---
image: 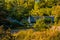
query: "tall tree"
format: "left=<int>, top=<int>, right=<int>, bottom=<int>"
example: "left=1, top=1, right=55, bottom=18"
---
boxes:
left=52, top=6, right=60, bottom=24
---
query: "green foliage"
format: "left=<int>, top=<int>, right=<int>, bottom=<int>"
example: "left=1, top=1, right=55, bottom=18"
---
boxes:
left=0, top=0, right=60, bottom=40
left=54, top=16, right=60, bottom=24
left=44, top=17, right=52, bottom=24
left=40, top=8, right=52, bottom=16
left=33, top=19, right=48, bottom=31
left=52, top=6, right=60, bottom=24
left=33, top=17, right=52, bottom=31
left=5, top=1, right=29, bottom=21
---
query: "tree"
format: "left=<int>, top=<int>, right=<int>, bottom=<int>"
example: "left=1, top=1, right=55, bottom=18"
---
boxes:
left=17, top=0, right=25, bottom=5
left=24, top=0, right=35, bottom=10
left=8, top=1, right=29, bottom=20
left=52, top=6, right=60, bottom=24
left=30, top=2, right=40, bottom=16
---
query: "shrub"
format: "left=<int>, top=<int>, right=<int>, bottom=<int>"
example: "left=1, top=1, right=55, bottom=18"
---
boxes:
left=12, top=28, right=60, bottom=40
left=33, top=19, right=49, bottom=31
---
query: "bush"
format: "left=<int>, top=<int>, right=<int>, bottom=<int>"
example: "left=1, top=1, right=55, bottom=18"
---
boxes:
left=44, top=17, right=52, bottom=24
left=33, top=19, right=48, bottom=31
left=11, top=28, right=60, bottom=40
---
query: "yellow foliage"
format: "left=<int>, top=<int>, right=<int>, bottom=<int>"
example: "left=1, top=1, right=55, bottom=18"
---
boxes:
left=17, top=0, right=24, bottom=5
left=52, top=6, right=60, bottom=16
left=12, top=27, right=60, bottom=40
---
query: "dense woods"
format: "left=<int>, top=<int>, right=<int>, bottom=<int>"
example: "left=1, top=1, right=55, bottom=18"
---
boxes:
left=0, top=0, right=60, bottom=40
